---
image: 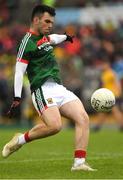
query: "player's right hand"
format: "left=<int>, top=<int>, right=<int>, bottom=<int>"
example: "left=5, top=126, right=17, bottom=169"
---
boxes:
left=7, top=97, right=21, bottom=118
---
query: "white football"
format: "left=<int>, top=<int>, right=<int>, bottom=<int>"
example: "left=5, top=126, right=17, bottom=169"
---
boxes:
left=91, top=88, right=115, bottom=112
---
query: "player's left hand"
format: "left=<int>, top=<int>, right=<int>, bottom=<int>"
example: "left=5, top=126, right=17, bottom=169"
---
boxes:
left=7, top=97, right=21, bottom=118
left=65, top=33, right=74, bottom=43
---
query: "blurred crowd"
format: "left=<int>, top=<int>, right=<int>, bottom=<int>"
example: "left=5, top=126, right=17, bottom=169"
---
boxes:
left=1, top=0, right=123, bottom=127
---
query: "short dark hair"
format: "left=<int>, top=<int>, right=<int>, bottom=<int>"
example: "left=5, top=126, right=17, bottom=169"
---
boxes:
left=31, top=4, right=56, bottom=22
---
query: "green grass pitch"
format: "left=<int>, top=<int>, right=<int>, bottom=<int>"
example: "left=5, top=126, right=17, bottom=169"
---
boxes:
left=0, top=127, right=123, bottom=179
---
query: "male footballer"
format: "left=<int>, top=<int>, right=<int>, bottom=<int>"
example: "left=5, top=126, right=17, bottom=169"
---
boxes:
left=2, top=4, right=96, bottom=171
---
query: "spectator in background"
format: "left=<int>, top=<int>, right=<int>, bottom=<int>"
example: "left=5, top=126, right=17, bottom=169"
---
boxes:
left=0, top=64, right=10, bottom=123
left=0, top=0, right=10, bottom=23
left=112, top=54, right=123, bottom=81
left=61, top=55, right=83, bottom=100
left=0, top=24, right=15, bottom=54
left=93, top=58, right=123, bottom=131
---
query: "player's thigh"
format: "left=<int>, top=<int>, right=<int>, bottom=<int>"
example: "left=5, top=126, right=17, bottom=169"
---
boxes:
left=59, top=99, right=89, bottom=124
left=42, top=106, right=62, bottom=128
left=32, top=88, right=62, bottom=128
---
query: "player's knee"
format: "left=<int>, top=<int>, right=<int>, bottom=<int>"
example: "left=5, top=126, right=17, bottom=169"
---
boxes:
left=53, top=123, right=62, bottom=133
left=50, top=120, right=62, bottom=134
left=78, top=112, right=89, bottom=128
left=83, top=113, right=90, bottom=128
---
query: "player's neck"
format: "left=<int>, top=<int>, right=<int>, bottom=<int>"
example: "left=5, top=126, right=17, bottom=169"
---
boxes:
left=29, top=27, right=40, bottom=36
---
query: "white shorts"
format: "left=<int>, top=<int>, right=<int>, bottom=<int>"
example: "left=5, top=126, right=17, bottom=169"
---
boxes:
left=32, top=79, right=79, bottom=115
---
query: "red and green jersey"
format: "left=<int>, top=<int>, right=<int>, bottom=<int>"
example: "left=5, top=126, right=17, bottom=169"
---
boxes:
left=16, top=31, right=61, bottom=92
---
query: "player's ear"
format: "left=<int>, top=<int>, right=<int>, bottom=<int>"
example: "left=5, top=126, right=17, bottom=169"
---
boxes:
left=33, top=16, right=40, bottom=25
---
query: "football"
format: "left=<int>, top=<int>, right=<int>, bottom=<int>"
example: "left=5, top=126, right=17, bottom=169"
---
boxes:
left=91, top=88, right=115, bottom=112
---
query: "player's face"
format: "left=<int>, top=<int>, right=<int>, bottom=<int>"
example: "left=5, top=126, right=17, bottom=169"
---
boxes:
left=38, top=12, right=55, bottom=34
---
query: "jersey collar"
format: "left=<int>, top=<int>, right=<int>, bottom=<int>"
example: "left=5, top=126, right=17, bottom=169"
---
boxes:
left=28, top=30, right=39, bottom=36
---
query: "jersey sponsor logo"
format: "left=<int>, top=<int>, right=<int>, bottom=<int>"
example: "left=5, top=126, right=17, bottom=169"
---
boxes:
left=44, top=45, right=53, bottom=51
left=38, top=43, right=53, bottom=51
left=37, top=36, right=53, bottom=51
left=47, top=98, right=53, bottom=104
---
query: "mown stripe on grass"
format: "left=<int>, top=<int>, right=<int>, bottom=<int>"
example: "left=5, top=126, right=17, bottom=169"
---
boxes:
left=0, top=152, right=123, bottom=164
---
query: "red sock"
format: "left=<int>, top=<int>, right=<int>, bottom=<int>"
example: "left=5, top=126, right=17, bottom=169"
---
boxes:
left=24, top=132, right=31, bottom=142
left=74, top=150, right=86, bottom=158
